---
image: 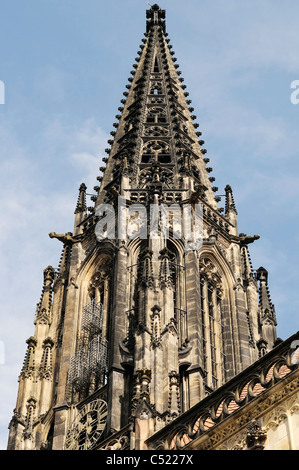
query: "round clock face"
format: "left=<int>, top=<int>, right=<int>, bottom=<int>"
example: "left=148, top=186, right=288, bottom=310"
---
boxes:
left=64, top=399, right=108, bottom=450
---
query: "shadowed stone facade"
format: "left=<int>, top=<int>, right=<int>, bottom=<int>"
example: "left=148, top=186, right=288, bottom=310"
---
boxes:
left=8, top=4, right=297, bottom=451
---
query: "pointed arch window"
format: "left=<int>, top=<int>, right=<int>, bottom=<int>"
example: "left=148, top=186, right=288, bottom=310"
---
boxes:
left=67, top=259, right=112, bottom=402
left=199, top=258, right=225, bottom=392
left=153, top=56, right=160, bottom=73
left=87, top=261, right=112, bottom=342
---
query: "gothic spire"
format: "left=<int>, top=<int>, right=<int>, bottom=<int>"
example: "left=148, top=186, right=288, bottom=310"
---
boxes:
left=94, top=3, right=219, bottom=210
left=8, top=5, right=284, bottom=451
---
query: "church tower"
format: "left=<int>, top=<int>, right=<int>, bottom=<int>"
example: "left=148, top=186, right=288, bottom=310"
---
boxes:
left=8, top=4, right=278, bottom=451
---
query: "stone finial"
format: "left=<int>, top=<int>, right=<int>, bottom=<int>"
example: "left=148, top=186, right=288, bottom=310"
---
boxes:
left=246, top=420, right=267, bottom=450
left=256, top=266, right=277, bottom=351
left=35, top=266, right=55, bottom=325
left=146, top=4, right=166, bottom=32
left=75, top=183, right=87, bottom=214
left=256, top=267, right=272, bottom=312
left=225, top=184, right=237, bottom=214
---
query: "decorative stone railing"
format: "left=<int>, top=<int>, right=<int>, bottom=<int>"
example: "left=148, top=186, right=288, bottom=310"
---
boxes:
left=146, top=332, right=299, bottom=450
left=96, top=424, right=131, bottom=450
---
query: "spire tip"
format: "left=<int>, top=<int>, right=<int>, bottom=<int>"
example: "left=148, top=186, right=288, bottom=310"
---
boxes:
left=146, top=3, right=166, bottom=32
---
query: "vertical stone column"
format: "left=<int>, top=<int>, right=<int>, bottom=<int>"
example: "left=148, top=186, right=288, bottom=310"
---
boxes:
left=107, top=244, right=128, bottom=432
left=184, top=250, right=203, bottom=407
left=212, top=287, right=223, bottom=387
left=202, top=278, right=213, bottom=388
left=52, top=404, right=70, bottom=450
left=233, top=279, right=252, bottom=372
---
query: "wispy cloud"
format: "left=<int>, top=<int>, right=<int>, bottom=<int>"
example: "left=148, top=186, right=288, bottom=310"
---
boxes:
left=0, top=116, right=108, bottom=448
left=1, top=0, right=299, bottom=450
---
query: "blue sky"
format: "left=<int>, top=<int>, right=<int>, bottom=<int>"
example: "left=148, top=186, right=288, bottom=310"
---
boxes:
left=1, top=0, right=299, bottom=449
